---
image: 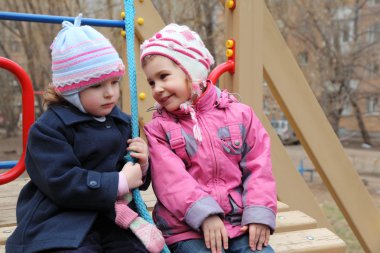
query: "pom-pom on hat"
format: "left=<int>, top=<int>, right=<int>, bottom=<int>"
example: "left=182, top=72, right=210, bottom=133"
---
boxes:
left=140, top=23, right=214, bottom=87
left=51, top=14, right=125, bottom=95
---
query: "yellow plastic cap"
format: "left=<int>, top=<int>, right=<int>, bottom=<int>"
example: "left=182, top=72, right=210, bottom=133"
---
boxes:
left=139, top=92, right=147, bottom=100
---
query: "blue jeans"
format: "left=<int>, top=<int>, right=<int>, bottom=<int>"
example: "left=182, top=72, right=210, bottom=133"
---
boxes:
left=170, top=234, right=274, bottom=253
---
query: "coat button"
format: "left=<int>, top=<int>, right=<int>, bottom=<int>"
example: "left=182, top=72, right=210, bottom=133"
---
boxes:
left=89, top=180, right=97, bottom=187
left=234, top=140, right=240, bottom=146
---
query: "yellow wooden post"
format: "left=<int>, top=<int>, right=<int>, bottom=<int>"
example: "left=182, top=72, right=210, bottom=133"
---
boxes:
left=223, top=0, right=263, bottom=113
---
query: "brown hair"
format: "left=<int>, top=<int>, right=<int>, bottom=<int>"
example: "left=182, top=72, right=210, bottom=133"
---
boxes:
left=43, top=84, right=68, bottom=108
left=141, top=54, right=159, bottom=68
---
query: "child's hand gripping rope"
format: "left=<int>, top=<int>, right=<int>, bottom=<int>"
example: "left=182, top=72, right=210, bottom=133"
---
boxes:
left=115, top=138, right=165, bottom=253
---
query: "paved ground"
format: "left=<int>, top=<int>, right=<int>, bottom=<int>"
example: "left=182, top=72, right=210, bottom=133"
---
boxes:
left=285, top=144, right=380, bottom=205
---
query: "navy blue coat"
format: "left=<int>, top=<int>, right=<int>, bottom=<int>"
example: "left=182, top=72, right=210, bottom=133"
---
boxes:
left=6, top=104, right=149, bottom=252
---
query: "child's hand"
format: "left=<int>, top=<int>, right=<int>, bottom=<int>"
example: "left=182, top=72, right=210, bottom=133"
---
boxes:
left=127, top=137, right=149, bottom=166
left=201, top=215, right=228, bottom=253
left=240, top=223, right=270, bottom=251
left=121, top=162, right=143, bottom=190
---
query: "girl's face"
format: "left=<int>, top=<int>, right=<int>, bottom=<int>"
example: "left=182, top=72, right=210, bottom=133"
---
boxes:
left=80, top=77, right=120, bottom=117
left=143, top=55, right=191, bottom=112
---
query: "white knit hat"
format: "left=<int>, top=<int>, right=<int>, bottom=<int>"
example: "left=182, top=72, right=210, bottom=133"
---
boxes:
left=140, top=23, right=214, bottom=90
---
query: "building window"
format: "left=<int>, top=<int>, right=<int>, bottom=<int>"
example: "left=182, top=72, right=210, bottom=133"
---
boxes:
left=342, top=26, right=350, bottom=42
left=342, top=102, right=352, bottom=116
left=298, top=51, right=308, bottom=65
left=368, top=0, right=380, bottom=5
left=368, top=63, right=379, bottom=78
left=367, top=96, right=379, bottom=114
left=367, top=23, right=379, bottom=43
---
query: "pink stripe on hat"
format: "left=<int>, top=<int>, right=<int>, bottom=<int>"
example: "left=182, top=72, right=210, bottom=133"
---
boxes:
left=52, top=50, right=117, bottom=71
left=56, top=69, right=124, bottom=93
left=52, top=37, right=105, bottom=54
left=53, top=46, right=113, bottom=65
left=54, top=62, right=123, bottom=83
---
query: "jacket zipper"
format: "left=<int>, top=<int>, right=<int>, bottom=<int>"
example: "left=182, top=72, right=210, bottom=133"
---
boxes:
left=197, top=115, right=221, bottom=201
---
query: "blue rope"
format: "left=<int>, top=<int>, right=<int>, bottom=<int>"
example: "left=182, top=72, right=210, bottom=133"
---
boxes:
left=123, top=0, right=151, bottom=222
left=123, top=1, right=170, bottom=252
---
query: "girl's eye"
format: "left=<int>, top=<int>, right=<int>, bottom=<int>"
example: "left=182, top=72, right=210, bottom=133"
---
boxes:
left=91, top=84, right=101, bottom=89
left=111, top=80, right=120, bottom=85
left=160, top=73, right=169, bottom=80
left=148, top=80, right=155, bottom=87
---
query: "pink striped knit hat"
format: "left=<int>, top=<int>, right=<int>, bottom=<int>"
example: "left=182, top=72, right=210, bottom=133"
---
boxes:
left=51, top=14, right=125, bottom=95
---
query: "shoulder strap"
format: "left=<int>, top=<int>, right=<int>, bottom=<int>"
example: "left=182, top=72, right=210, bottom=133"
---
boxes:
left=168, top=127, right=192, bottom=168
left=160, top=119, right=192, bottom=168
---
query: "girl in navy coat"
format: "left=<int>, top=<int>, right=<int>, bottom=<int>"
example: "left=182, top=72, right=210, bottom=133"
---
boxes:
left=6, top=14, right=164, bottom=253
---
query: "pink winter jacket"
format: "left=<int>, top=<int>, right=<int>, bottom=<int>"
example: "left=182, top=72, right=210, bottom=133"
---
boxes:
left=144, top=85, right=277, bottom=245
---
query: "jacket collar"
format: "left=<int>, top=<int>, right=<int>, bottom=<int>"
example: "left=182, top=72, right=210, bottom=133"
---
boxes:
left=51, top=105, right=130, bottom=126
left=193, top=82, right=218, bottom=113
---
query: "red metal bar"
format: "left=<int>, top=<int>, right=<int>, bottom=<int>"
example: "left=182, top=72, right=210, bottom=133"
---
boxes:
left=0, top=57, right=35, bottom=185
left=208, top=60, right=235, bottom=84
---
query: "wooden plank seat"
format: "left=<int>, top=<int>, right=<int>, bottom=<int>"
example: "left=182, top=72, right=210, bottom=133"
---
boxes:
left=276, top=210, right=317, bottom=233
left=0, top=226, right=15, bottom=246
left=270, top=228, right=346, bottom=253
left=0, top=178, right=346, bottom=252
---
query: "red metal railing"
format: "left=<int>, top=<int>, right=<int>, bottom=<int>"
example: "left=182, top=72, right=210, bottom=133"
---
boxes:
left=0, top=57, right=35, bottom=185
left=209, top=39, right=235, bottom=84
left=208, top=60, right=235, bottom=84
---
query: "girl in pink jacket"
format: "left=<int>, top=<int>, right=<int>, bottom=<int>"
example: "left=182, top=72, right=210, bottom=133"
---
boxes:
left=141, top=23, right=276, bottom=253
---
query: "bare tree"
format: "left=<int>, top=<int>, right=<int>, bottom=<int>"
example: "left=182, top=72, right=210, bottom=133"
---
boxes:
left=267, top=0, right=380, bottom=145
left=0, top=0, right=128, bottom=137
left=151, top=0, right=225, bottom=66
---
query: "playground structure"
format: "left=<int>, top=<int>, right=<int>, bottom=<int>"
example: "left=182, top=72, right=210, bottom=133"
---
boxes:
left=0, top=0, right=380, bottom=252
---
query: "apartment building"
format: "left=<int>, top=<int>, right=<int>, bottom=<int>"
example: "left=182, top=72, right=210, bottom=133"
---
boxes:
left=266, top=0, right=380, bottom=142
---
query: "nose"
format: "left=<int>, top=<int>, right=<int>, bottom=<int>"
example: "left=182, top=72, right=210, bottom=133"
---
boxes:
left=104, top=83, right=114, bottom=97
left=153, top=82, right=164, bottom=93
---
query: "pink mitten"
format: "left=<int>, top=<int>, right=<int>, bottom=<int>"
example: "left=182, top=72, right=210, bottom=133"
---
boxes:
left=130, top=217, right=165, bottom=253
left=115, top=200, right=138, bottom=228
left=114, top=200, right=165, bottom=253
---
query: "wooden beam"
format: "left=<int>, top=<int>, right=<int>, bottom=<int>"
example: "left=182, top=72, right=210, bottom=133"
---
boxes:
left=262, top=116, right=332, bottom=229
left=223, top=0, right=263, bottom=114
left=262, top=4, right=380, bottom=252
left=134, top=0, right=166, bottom=42
left=223, top=0, right=331, bottom=229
